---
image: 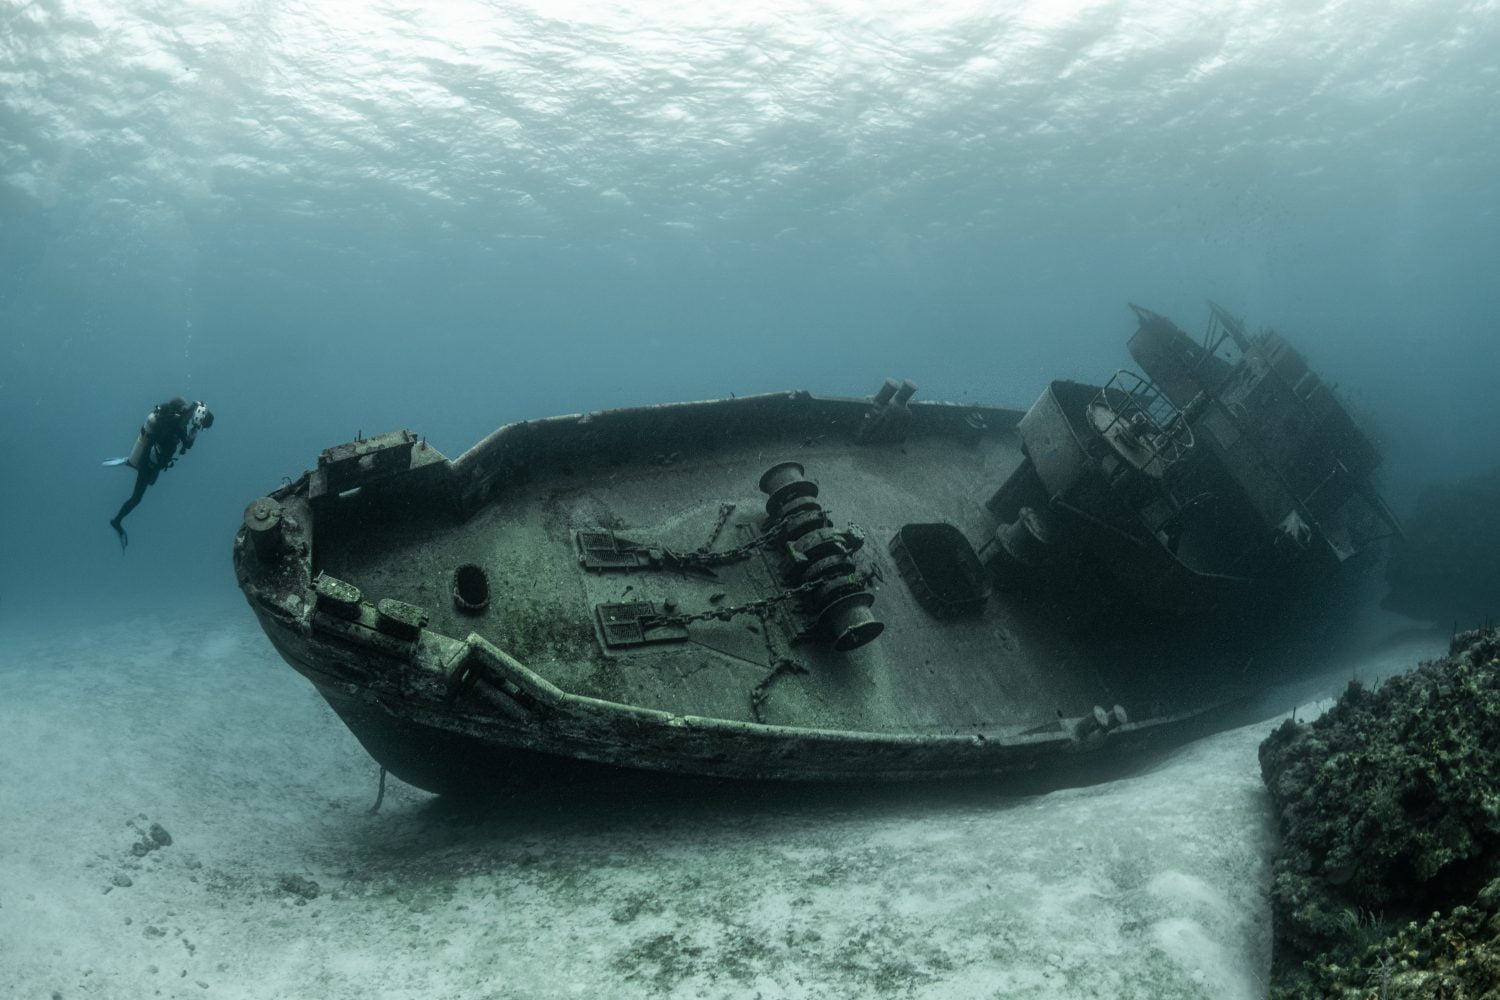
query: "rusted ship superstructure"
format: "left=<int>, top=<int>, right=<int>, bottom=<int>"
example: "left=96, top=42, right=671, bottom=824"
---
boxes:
left=234, top=304, right=1399, bottom=794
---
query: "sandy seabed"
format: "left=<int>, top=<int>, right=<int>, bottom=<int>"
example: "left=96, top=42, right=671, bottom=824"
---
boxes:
left=0, top=612, right=1444, bottom=1000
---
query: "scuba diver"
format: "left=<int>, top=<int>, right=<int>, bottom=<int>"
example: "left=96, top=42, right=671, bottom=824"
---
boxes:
left=104, top=397, right=214, bottom=550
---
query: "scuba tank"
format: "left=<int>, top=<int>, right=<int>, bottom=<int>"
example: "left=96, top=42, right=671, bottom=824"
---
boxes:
left=131, top=404, right=176, bottom=470
left=127, top=427, right=149, bottom=469
left=102, top=420, right=154, bottom=471
left=104, top=399, right=209, bottom=470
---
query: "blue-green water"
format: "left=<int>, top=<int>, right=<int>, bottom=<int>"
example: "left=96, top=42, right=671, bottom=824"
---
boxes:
left=2, top=7, right=1494, bottom=996
left=2, top=0, right=1497, bottom=624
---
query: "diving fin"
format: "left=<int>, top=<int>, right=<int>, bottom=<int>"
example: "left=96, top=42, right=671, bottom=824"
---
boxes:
left=102, top=457, right=130, bottom=467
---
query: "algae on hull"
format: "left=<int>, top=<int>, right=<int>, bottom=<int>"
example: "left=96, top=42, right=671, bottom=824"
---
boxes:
left=234, top=305, right=1401, bottom=793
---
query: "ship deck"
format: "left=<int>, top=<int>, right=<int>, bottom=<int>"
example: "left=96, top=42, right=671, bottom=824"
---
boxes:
left=312, top=407, right=1238, bottom=739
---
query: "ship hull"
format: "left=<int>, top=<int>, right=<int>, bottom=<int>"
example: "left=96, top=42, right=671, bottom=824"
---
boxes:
left=253, top=602, right=1236, bottom=795
left=235, top=309, right=1394, bottom=796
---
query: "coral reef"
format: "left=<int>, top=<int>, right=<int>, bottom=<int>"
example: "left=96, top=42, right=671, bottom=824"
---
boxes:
left=1260, top=627, right=1500, bottom=998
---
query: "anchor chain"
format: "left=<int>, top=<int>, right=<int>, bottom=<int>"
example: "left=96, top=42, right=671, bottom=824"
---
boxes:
left=616, top=462, right=885, bottom=656
left=698, top=502, right=736, bottom=553
left=657, top=506, right=833, bottom=570
left=640, top=567, right=878, bottom=630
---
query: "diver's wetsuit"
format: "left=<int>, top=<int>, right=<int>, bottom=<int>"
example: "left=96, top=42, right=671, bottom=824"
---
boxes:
left=109, top=399, right=199, bottom=547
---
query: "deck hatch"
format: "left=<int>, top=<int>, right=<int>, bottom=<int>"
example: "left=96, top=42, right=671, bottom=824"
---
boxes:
left=577, top=531, right=658, bottom=571
left=889, top=523, right=992, bottom=619
left=595, top=601, right=691, bottom=648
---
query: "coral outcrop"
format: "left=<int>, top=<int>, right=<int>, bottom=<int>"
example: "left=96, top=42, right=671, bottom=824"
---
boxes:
left=1260, top=627, right=1500, bottom=998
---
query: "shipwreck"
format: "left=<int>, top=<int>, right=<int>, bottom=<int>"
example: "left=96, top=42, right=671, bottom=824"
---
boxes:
left=234, top=304, right=1400, bottom=794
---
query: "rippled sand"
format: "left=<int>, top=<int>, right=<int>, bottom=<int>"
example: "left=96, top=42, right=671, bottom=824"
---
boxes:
left=0, top=614, right=1443, bottom=999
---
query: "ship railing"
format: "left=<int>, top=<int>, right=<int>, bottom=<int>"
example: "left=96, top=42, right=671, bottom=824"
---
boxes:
left=1300, top=461, right=1404, bottom=549
left=1090, top=370, right=1195, bottom=472
left=1204, top=301, right=1252, bottom=356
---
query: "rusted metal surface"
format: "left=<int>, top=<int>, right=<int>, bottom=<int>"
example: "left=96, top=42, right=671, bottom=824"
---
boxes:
left=234, top=310, right=1395, bottom=795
